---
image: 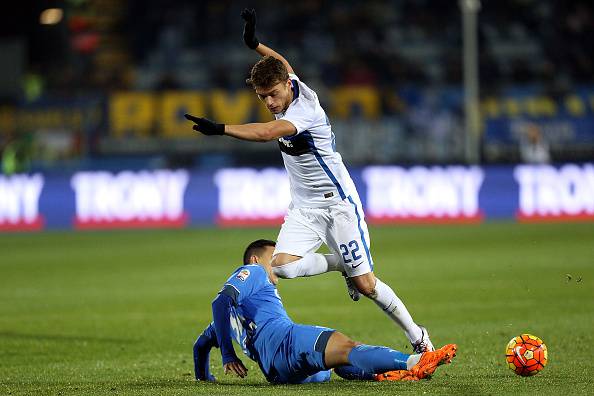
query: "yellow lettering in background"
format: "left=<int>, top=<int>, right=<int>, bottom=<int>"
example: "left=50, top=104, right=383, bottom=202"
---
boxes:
left=0, top=107, right=15, bottom=133
left=525, top=96, right=557, bottom=117
left=331, top=87, right=380, bottom=119
left=565, top=95, right=585, bottom=117
left=538, top=96, right=556, bottom=117
left=110, top=92, right=155, bottom=137
left=481, top=98, right=500, bottom=118
left=0, top=108, right=87, bottom=132
left=160, top=92, right=205, bottom=137
left=525, top=97, right=539, bottom=117
left=71, top=110, right=83, bottom=126
left=211, top=90, right=253, bottom=125
left=502, top=98, right=521, bottom=118
left=254, top=95, right=274, bottom=123
left=46, top=111, right=61, bottom=128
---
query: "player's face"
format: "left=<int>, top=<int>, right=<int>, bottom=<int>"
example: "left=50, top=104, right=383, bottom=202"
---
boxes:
left=255, top=80, right=293, bottom=114
left=256, top=246, right=278, bottom=285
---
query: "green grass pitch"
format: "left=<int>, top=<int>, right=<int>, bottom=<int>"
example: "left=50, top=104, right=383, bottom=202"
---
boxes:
left=1, top=222, right=593, bottom=395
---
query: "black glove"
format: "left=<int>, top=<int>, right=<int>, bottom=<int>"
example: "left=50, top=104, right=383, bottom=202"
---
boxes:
left=184, top=114, right=225, bottom=136
left=241, top=8, right=259, bottom=50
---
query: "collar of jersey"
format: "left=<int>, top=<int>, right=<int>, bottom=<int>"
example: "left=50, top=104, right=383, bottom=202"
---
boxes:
left=290, top=79, right=300, bottom=102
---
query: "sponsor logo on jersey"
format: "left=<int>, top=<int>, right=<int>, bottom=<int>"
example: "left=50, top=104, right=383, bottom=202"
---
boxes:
left=278, top=137, right=293, bottom=147
left=236, top=269, right=250, bottom=281
left=277, top=133, right=312, bottom=156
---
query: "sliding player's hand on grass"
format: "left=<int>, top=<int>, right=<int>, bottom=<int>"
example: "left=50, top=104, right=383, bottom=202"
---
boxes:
left=224, top=359, right=248, bottom=378
left=241, top=8, right=259, bottom=49
left=184, top=114, right=224, bottom=136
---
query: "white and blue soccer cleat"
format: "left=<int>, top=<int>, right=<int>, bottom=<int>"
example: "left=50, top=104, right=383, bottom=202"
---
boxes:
left=412, top=325, right=435, bottom=353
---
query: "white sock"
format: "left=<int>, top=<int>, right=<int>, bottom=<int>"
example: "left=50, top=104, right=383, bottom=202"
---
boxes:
left=273, top=253, right=342, bottom=279
left=371, top=278, right=422, bottom=344
left=406, top=354, right=422, bottom=370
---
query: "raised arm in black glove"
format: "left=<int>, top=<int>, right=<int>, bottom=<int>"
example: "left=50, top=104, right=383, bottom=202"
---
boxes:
left=184, top=114, right=225, bottom=136
left=241, top=8, right=259, bottom=50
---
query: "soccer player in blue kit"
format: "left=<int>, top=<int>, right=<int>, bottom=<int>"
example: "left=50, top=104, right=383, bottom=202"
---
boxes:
left=193, top=239, right=456, bottom=384
left=186, top=9, right=434, bottom=354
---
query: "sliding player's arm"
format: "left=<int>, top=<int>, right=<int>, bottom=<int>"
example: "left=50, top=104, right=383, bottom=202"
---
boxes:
left=184, top=114, right=296, bottom=141
left=211, top=292, right=248, bottom=378
left=241, top=8, right=295, bottom=74
left=193, top=323, right=218, bottom=381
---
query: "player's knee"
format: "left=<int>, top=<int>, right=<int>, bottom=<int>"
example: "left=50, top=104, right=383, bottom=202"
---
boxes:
left=271, top=254, right=302, bottom=279
left=272, top=263, right=299, bottom=279
left=343, top=338, right=359, bottom=351
left=326, top=332, right=359, bottom=367
left=271, top=253, right=297, bottom=267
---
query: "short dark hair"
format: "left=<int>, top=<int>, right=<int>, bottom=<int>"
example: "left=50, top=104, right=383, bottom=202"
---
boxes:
left=246, top=56, right=289, bottom=89
left=243, top=239, right=276, bottom=264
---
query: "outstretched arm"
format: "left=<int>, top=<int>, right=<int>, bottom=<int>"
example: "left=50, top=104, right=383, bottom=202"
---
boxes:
left=224, top=120, right=296, bottom=141
left=184, top=9, right=298, bottom=140
left=184, top=114, right=296, bottom=141
left=241, top=8, right=295, bottom=74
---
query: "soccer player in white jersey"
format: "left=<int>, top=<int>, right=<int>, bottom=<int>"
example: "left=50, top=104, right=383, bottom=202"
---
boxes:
left=184, top=8, right=433, bottom=353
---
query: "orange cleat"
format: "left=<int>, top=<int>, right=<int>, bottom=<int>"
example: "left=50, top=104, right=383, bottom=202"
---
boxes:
left=410, top=343, right=457, bottom=379
left=374, top=370, right=418, bottom=382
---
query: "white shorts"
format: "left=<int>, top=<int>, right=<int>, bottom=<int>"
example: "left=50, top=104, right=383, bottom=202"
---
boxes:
left=273, top=195, right=374, bottom=277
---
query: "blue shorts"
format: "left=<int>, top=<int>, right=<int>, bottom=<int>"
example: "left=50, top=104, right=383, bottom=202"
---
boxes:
left=265, top=324, right=334, bottom=384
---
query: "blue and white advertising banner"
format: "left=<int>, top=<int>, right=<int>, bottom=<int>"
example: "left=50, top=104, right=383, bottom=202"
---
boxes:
left=1, top=164, right=593, bottom=232
left=70, top=170, right=190, bottom=229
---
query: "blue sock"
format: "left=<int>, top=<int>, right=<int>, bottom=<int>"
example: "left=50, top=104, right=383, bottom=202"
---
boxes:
left=348, top=344, right=410, bottom=374
left=334, top=365, right=375, bottom=380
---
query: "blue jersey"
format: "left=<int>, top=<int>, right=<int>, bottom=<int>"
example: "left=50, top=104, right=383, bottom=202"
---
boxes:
left=220, top=264, right=293, bottom=375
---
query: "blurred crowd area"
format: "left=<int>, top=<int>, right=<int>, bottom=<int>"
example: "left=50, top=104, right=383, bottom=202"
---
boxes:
left=1, top=0, right=593, bottom=172
left=16, top=0, right=594, bottom=93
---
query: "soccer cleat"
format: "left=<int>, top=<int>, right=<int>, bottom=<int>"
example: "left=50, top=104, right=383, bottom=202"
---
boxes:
left=374, top=370, right=418, bottom=382
left=411, top=325, right=435, bottom=353
left=410, top=343, right=457, bottom=379
left=343, top=274, right=360, bottom=301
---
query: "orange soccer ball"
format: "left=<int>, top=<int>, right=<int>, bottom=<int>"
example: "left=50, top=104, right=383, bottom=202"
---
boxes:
left=505, top=334, right=548, bottom=376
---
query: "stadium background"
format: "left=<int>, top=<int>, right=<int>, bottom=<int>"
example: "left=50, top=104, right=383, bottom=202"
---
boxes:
left=1, top=1, right=593, bottom=395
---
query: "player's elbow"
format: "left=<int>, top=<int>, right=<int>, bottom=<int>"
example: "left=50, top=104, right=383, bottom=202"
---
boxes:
left=254, top=128, right=277, bottom=142
left=211, top=293, right=230, bottom=312
left=257, top=123, right=287, bottom=141
left=256, top=121, right=294, bottom=142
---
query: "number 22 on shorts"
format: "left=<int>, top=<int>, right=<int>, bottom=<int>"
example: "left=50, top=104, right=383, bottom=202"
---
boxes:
left=339, top=240, right=362, bottom=266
